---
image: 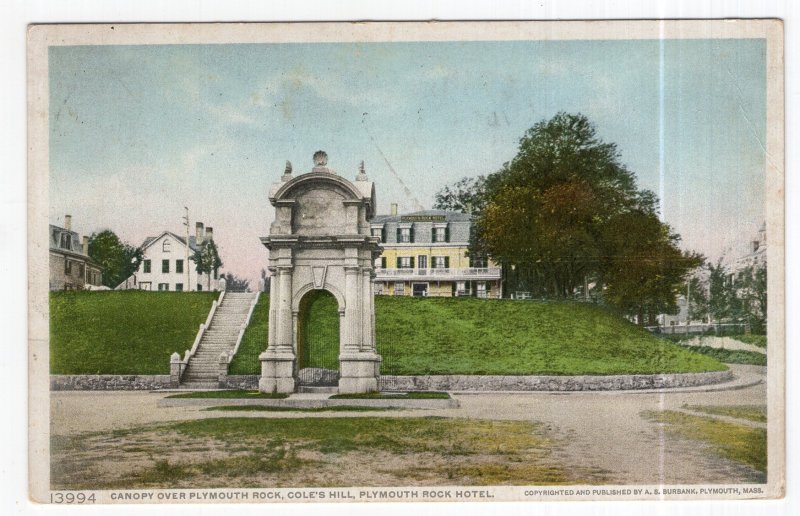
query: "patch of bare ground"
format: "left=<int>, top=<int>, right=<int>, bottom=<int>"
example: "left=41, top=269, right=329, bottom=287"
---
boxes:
left=50, top=417, right=607, bottom=489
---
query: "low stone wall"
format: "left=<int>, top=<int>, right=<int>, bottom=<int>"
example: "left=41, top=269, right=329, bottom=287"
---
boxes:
left=51, top=369, right=733, bottom=392
left=378, top=370, right=734, bottom=392
left=50, top=375, right=172, bottom=391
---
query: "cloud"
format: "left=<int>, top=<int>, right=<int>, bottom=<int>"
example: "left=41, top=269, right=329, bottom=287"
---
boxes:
left=207, top=103, right=260, bottom=127
left=258, top=68, right=391, bottom=110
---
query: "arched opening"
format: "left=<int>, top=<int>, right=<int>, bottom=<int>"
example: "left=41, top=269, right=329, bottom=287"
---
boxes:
left=296, top=289, right=340, bottom=387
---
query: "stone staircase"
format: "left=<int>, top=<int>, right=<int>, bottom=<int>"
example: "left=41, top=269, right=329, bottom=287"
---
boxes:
left=181, top=292, right=258, bottom=389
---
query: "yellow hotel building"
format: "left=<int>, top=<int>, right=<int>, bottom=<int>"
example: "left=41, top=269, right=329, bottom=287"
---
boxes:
left=371, top=206, right=502, bottom=298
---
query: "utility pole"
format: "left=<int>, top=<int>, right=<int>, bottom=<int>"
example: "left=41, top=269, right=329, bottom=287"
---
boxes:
left=183, top=207, right=190, bottom=291
left=686, top=275, right=691, bottom=328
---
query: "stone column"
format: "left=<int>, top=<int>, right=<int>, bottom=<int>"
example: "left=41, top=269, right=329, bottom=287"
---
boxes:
left=169, top=352, right=182, bottom=388
left=259, top=265, right=296, bottom=393
left=267, top=268, right=278, bottom=349
left=342, top=266, right=361, bottom=351
left=361, top=267, right=375, bottom=351
left=339, top=264, right=380, bottom=394
left=275, top=266, right=294, bottom=352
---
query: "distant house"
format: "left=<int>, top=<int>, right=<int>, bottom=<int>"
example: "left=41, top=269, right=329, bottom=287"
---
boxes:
left=656, top=222, right=767, bottom=330
left=371, top=205, right=502, bottom=298
left=116, top=222, right=221, bottom=292
left=731, top=221, right=767, bottom=275
left=49, top=214, right=103, bottom=291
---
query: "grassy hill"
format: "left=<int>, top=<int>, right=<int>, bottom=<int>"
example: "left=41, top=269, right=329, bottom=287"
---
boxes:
left=50, top=291, right=725, bottom=376
left=228, top=294, right=726, bottom=376
left=50, top=291, right=218, bottom=374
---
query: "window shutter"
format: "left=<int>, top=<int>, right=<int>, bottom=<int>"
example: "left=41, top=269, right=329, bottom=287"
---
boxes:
left=381, top=228, right=386, bottom=242
left=396, top=228, right=401, bottom=242
left=410, top=257, right=415, bottom=269
left=396, top=257, right=401, bottom=268
left=381, top=257, right=387, bottom=268
left=445, top=256, right=450, bottom=269
left=431, top=227, right=436, bottom=242
left=410, top=226, right=415, bottom=243
left=445, top=225, right=450, bottom=242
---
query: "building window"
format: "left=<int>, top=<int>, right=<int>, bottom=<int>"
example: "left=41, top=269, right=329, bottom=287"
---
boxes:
left=162, top=259, right=170, bottom=273
left=456, top=281, right=467, bottom=296
left=64, top=259, right=72, bottom=275
left=60, top=233, right=72, bottom=250
left=176, top=260, right=184, bottom=274
left=381, top=256, right=387, bottom=269
left=471, top=256, right=486, bottom=268
left=143, top=260, right=151, bottom=273
left=197, top=284, right=203, bottom=291
left=432, top=256, right=449, bottom=269
left=394, top=282, right=405, bottom=295
left=78, top=263, right=85, bottom=279
left=163, top=240, right=171, bottom=252
left=432, top=225, right=449, bottom=243
left=158, top=283, right=169, bottom=291
left=397, top=256, right=414, bottom=269
left=476, top=282, right=487, bottom=298
left=397, top=226, right=413, bottom=243
left=175, top=283, right=184, bottom=292
left=417, top=255, right=427, bottom=269
left=371, top=227, right=384, bottom=242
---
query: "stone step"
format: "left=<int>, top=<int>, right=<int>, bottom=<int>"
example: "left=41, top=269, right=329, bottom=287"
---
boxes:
left=297, top=386, right=339, bottom=394
left=180, top=382, right=219, bottom=389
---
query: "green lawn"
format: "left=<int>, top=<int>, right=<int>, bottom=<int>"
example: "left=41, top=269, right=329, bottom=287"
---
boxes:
left=230, top=295, right=725, bottom=376
left=645, top=410, right=766, bottom=475
left=50, top=291, right=217, bottom=374
left=732, top=334, right=767, bottom=348
left=683, top=404, right=767, bottom=423
left=165, top=390, right=288, bottom=399
left=673, top=344, right=767, bottom=366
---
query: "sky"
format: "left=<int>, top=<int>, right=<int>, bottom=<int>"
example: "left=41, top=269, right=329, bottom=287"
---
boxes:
left=49, top=38, right=767, bottom=285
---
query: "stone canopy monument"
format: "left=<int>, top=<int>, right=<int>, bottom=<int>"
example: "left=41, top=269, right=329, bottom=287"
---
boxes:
left=259, top=151, right=382, bottom=393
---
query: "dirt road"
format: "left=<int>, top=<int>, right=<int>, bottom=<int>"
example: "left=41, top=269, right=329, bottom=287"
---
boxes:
left=50, top=364, right=768, bottom=485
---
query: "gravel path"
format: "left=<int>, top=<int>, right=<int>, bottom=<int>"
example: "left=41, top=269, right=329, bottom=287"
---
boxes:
left=50, top=364, right=767, bottom=485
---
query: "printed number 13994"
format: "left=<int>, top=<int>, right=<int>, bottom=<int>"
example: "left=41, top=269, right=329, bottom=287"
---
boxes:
left=51, top=492, right=96, bottom=504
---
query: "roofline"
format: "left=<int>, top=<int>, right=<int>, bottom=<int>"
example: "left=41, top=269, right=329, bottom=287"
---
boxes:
left=49, top=249, right=104, bottom=269
left=141, top=230, right=196, bottom=252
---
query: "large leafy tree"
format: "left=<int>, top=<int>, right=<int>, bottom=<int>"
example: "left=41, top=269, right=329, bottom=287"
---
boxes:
left=707, top=260, right=733, bottom=324
left=433, top=175, right=491, bottom=264
left=433, top=176, right=487, bottom=215
left=736, top=263, right=767, bottom=332
left=465, top=112, right=701, bottom=320
left=191, top=239, right=223, bottom=291
left=87, top=230, right=143, bottom=288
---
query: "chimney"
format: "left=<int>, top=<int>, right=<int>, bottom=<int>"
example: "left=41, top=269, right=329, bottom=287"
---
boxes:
left=64, top=214, right=72, bottom=231
left=196, top=222, right=204, bottom=244
left=82, top=236, right=89, bottom=256
left=390, top=203, right=398, bottom=216
left=206, top=227, right=214, bottom=241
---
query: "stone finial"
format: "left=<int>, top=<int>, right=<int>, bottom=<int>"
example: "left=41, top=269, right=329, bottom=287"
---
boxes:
left=170, top=352, right=181, bottom=363
left=356, top=160, right=368, bottom=181
left=312, top=150, right=334, bottom=174
left=281, top=160, right=293, bottom=181
left=313, top=150, right=328, bottom=166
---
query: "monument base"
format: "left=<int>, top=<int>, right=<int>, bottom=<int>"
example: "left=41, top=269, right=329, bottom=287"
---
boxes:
left=338, top=351, right=381, bottom=394
left=259, top=350, right=296, bottom=394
